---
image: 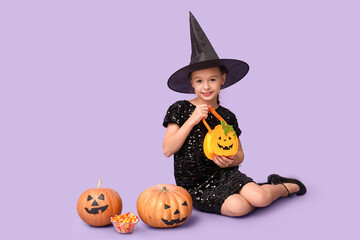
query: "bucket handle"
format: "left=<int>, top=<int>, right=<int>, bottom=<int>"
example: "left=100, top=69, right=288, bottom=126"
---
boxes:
left=201, top=107, right=227, bottom=132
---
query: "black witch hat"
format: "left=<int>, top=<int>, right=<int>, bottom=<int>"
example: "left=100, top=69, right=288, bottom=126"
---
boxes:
left=167, top=12, right=249, bottom=93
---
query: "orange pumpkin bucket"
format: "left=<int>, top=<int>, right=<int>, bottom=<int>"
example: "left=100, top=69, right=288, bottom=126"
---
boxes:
left=202, top=107, right=238, bottom=160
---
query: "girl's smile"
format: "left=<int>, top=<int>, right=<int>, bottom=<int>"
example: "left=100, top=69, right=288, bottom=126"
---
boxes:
left=202, top=91, right=214, bottom=97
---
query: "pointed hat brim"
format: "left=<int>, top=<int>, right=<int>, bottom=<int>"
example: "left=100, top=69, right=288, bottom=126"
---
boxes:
left=167, top=59, right=249, bottom=93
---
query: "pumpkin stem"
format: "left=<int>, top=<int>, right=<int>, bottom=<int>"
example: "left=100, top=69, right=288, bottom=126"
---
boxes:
left=98, top=179, right=102, bottom=189
left=161, top=186, right=169, bottom=192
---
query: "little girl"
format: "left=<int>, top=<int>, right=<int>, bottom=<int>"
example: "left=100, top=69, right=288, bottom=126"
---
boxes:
left=163, top=12, right=306, bottom=216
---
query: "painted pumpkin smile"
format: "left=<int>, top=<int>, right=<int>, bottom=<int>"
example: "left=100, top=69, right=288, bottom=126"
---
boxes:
left=217, top=143, right=233, bottom=150
left=161, top=216, right=188, bottom=225
left=85, top=205, right=108, bottom=214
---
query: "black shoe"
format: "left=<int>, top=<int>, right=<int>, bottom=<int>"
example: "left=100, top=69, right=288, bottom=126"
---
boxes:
left=267, top=174, right=307, bottom=196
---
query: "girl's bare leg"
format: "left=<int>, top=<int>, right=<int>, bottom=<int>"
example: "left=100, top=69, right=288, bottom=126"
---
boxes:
left=239, top=182, right=300, bottom=207
left=220, top=182, right=300, bottom=216
left=221, top=193, right=255, bottom=217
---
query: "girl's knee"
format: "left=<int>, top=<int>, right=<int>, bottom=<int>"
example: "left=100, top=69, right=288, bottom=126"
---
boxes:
left=221, top=195, right=254, bottom=217
left=243, top=188, right=272, bottom=207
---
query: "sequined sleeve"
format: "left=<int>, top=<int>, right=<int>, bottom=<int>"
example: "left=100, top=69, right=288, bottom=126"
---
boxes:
left=230, top=113, right=242, bottom=137
left=163, top=101, right=186, bottom=128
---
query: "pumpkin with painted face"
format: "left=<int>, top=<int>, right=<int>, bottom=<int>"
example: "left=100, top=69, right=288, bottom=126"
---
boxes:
left=203, top=107, right=238, bottom=159
left=137, top=184, right=192, bottom=228
left=77, top=179, right=122, bottom=227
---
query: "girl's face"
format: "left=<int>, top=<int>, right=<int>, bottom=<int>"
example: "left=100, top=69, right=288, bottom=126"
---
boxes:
left=190, top=67, right=226, bottom=103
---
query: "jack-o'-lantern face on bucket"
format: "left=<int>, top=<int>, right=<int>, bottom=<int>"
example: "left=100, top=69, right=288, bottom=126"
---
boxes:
left=211, top=121, right=238, bottom=156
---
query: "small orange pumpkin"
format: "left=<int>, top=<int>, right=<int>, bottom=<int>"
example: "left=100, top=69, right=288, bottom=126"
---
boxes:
left=77, top=179, right=122, bottom=227
left=137, top=184, right=193, bottom=228
left=203, top=107, right=238, bottom=159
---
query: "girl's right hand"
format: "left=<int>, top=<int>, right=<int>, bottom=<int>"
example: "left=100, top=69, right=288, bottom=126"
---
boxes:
left=189, top=104, right=209, bottom=126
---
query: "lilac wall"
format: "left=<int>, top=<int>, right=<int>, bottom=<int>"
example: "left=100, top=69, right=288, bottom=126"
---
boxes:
left=1, top=0, right=359, bottom=239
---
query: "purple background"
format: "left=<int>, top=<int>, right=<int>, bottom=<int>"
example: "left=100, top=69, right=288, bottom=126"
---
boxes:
left=1, top=0, right=359, bottom=239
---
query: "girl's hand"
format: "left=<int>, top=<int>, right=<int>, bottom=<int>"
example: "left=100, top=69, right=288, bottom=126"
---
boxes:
left=188, top=104, right=209, bottom=126
left=212, top=155, right=236, bottom=168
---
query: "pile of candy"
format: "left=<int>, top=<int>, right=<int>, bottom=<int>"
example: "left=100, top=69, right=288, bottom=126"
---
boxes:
left=111, top=212, right=139, bottom=233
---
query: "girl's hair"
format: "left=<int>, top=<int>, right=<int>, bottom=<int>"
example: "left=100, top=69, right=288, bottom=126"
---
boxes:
left=188, top=66, right=228, bottom=105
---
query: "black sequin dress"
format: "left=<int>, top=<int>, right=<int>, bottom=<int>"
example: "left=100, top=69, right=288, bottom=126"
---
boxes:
left=163, top=100, right=254, bottom=214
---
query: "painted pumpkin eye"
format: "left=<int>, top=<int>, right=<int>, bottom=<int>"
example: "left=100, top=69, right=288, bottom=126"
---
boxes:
left=164, top=204, right=170, bottom=210
left=229, top=136, right=231, bottom=140
left=98, top=194, right=105, bottom=200
left=87, top=195, right=93, bottom=201
left=182, top=201, right=188, bottom=206
left=218, top=136, right=221, bottom=140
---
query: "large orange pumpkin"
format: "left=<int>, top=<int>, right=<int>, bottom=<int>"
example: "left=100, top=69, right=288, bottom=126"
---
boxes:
left=137, top=184, right=193, bottom=228
left=203, top=107, right=238, bottom=159
left=77, top=179, right=122, bottom=227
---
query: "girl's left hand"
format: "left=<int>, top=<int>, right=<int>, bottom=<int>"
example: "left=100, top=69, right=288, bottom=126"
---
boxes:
left=212, top=155, right=236, bottom=168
